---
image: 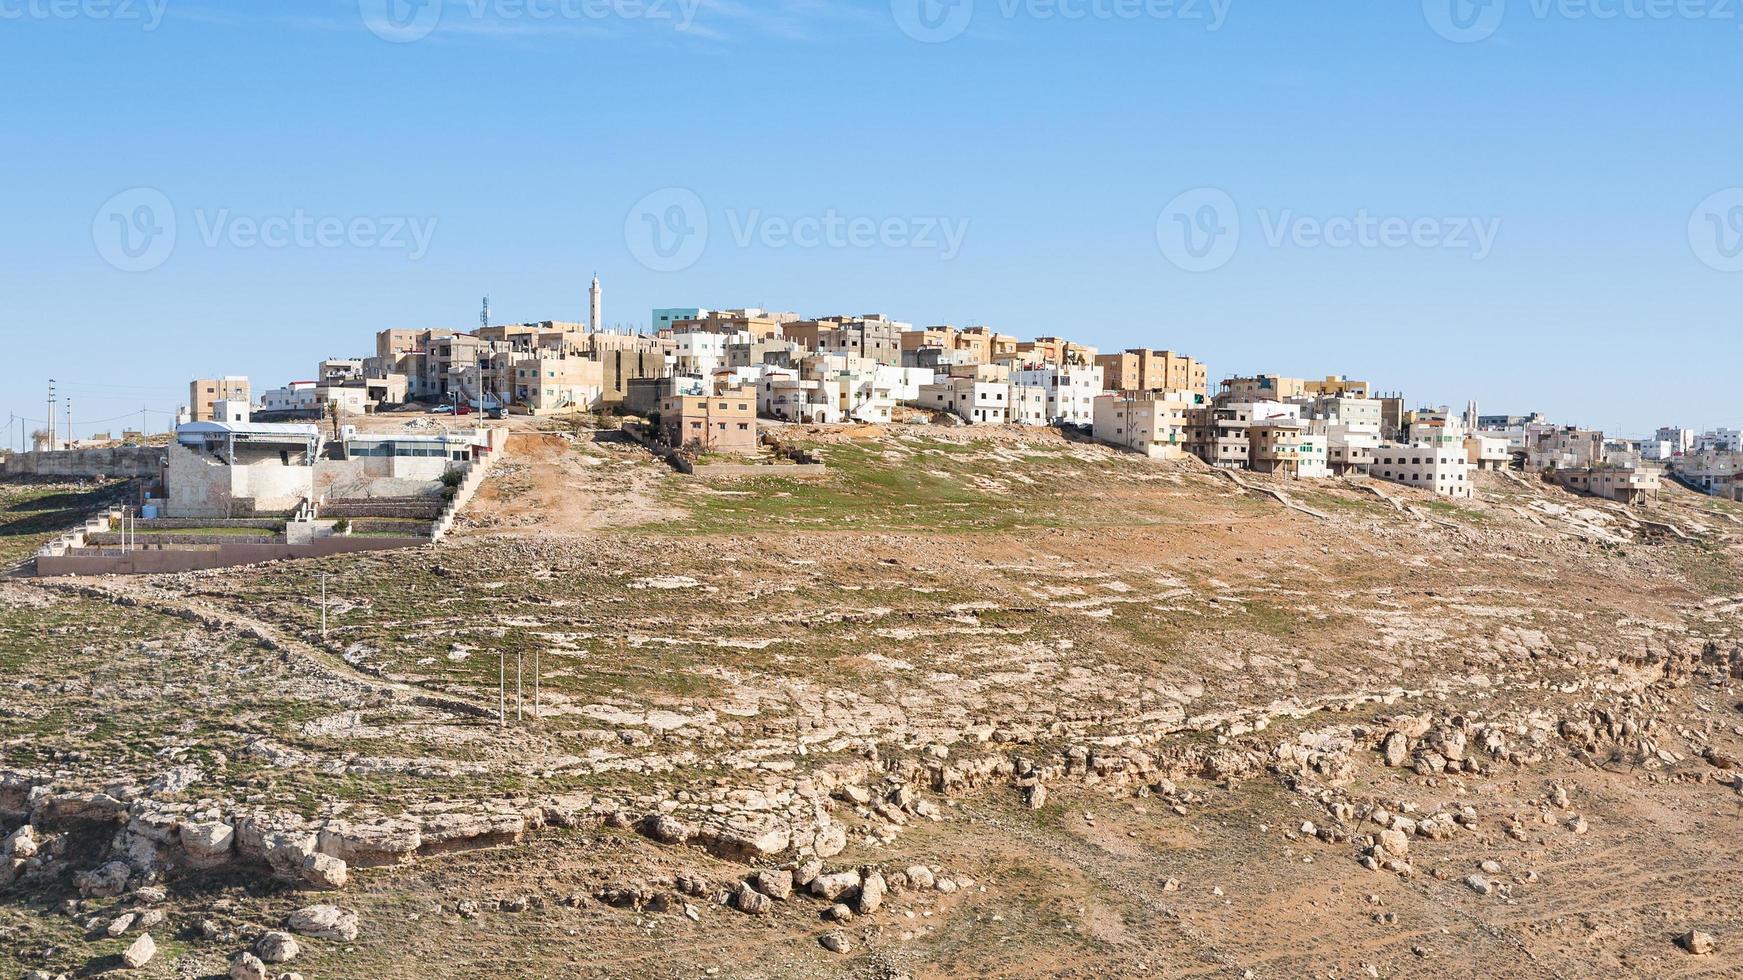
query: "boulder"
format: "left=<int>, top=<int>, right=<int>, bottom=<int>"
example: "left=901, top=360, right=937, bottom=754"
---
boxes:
left=121, top=933, right=156, bottom=969
left=300, top=853, right=348, bottom=890
left=819, top=931, right=851, bottom=954
left=1381, top=731, right=1410, bottom=768
left=287, top=905, right=359, bottom=942
left=1377, top=829, right=1410, bottom=858
left=751, top=868, right=794, bottom=901
left=230, top=951, right=269, bottom=980
left=905, top=865, right=936, bottom=891
left=1679, top=931, right=1716, bottom=956
left=106, top=912, right=137, bottom=937
left=180, top=821, right=236, bottom=866
left=731, top=883, right=771, bottom=915
left=316, top=818, right=421, bottom=867
left=76, top=860, right=130, bottom=898
left=642, top=814, right=696, bottom=846
left=5, top=824, right=39, bottom=859
left=809, top=871, right=861, bottom=903
left=856, top=870, right=887, bottom=914
left=256, top=931, right=301, bottom=963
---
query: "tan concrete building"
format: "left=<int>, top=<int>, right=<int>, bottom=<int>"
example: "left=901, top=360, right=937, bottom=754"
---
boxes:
left=189, top=377, right=251, bottom=422
left=1016, top=337, right=1099, bottom=367
left=1301, top=375, right=1371, bottom=399
left=1186, top=406, right=1250, bottom=469
left=513, top=353, right=605, bottom=415
left=1219, top=375, right=1306, bottom=402
left=673, top=312, right=784, bottom=340
left=1552, top=465, right=1661, bottom=506
left=1097, top=350, right=1208, bottom=396
left=1092, top=390, right=1200, bottom=459
left=661, top=386, right=758, bottom=455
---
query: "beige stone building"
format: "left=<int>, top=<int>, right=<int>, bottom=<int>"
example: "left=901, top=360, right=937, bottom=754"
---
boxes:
left=1092, top=390, right=1199, bottom=459
left=189, top=377, right=251, bottom=422
left=661, top=386, right=758, bottom=455
left=1096, top=349, right=1208, bottom=396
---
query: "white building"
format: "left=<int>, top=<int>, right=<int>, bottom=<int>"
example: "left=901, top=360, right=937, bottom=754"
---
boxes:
left=919, top=378, right=1009, bottom=425
left=1698, top=428, right=1742, bottom=453
left=261, top=382, right=318, bottom=414
left=1007, top=384, right=1051, bottom=427
left=1674, top=450, right=1742, bottom=497
left=1011, top=364, right=1104, bottom=426
left=875, top=365, right=936, bottom=404
left=1223, top=400, right=1302, bottom=425
left=673, top=330, right=746, bottom=378
left=1366, top=443, right=1474, bottom=499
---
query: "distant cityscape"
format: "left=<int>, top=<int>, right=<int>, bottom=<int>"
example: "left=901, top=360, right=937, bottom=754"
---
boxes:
left=22, top=275, right=1743, bottom=510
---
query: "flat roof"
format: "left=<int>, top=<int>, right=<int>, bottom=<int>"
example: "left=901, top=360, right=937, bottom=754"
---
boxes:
left=177, top=421, right=321, bottom=438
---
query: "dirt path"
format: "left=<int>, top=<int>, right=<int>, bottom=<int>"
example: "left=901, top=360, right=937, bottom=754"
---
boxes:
left=460, top=430, right=681, bottom=538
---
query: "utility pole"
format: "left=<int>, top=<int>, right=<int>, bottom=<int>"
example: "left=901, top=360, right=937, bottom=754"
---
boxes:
left=498, top=652, right=506, bottom=727
left=47, top=379, right=56, bottom=452
left=533, top=649, right=540, bottom=720
left=66, top=397, right=73, bottom=448
left=516, top=650, right=523, bottom=721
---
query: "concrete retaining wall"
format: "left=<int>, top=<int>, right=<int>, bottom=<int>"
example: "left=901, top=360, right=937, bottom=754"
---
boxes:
left=430, top=451, right=500, bottom=543
left=0, top=447, right=164, bottom=479
left=693, top=462, right=828, bottom=480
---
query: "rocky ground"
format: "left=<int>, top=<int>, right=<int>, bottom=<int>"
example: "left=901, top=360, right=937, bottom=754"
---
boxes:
left=3, top=421, right=1742, bottom=978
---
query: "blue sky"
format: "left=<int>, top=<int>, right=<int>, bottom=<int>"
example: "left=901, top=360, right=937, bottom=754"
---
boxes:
left=2, top=0, right=1740, bottom=441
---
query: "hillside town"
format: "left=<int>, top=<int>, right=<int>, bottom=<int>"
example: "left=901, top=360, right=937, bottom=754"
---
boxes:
left=156, top=277, right=1735, bottom=509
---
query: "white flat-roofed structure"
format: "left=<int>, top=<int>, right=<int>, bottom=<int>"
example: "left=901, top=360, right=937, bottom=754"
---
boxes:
left=176, top=420, right=322, bottom=465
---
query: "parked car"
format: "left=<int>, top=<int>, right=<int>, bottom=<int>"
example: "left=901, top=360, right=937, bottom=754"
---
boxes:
left=430, top=404, right=455, bottom=415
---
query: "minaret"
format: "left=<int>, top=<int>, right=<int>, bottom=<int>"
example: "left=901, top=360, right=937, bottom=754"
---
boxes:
left=589, top=273, right=602, bottom=334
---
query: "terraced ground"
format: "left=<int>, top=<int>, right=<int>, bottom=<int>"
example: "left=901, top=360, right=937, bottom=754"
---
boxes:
left=3, top=422, right=1742, bottom=978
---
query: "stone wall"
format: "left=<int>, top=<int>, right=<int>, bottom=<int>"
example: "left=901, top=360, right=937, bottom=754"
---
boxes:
left=35, top=536, right=428, bottom=576
left=0, top=447, right=164, bottom=479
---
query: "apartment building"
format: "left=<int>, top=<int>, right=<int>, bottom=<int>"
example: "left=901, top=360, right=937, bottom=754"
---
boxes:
left=1092, top=390, right=1198, bottom=459
left=661, top=386, right=758, bottom=454
left=1010, top=364, right=1105, bottom=426
left=781, top=315, right=906, bottom=365
left=1527, top=427, right=1605, bottom=471
left=1016, top=337, right=1098, bottom=367
left=513, top=353, right=604, bottom=415
left=1368, top=444, right=1474, bottom=498
left=901, top=325, right=1018, bottom=365
left=918, top=377, right=1010, bottom=425
left=672, top=310, right=787, bottom=340
left=1552, top=465, right=1661, bottom=506
left=189, top=377, right=252, bottom=422
left=1221, top=375, right=1307, bottom=402
left=1098, top=349, right=1208, bottom=396
left=1465, top=433, right=1511, bottom=471
left=1673, top=451, right=1742, bottom=496
left=1008, top=384, right=1051, bottom=427
left=1324, top=424, right=1379, bottom=475
left=1699, top=428, right=1743, bottom=453
left=1313, top=396, right=1382, bottom=433
left=1249, top=423, right=1329, bottom=478
left=1302, top=375, right=1371, bottom=399
left=1186, top=406, right=1250, bottom=469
